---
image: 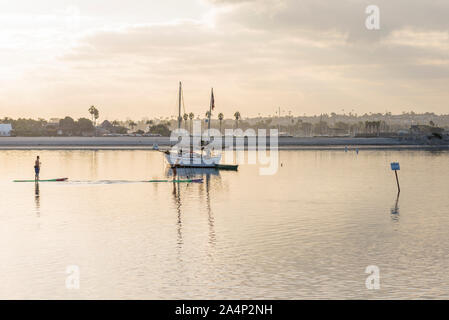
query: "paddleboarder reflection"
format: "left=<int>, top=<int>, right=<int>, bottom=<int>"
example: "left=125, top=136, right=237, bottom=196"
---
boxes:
left=34, top=156, right=41, bottom=181
left=35, top=181, right=40, bottom=216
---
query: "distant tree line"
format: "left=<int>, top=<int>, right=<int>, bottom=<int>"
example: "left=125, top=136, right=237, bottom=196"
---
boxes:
left=2, top=110, right=448, bottom=137
left=0, top=117, right=96, bottom=136
left=0, top=116, right=172, bottom=137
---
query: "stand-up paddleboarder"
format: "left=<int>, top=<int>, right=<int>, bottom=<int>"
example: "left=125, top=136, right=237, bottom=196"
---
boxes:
left=34, top=156, right=41, bottom=181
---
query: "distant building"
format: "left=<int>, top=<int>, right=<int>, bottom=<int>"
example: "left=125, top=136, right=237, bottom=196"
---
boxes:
left=100, top=120, right=113, bottom=129
left=0, top=123, right=13, bottom=136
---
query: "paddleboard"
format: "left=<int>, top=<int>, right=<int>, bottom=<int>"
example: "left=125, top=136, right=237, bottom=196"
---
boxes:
left=13, top=178, right=68, bottom=182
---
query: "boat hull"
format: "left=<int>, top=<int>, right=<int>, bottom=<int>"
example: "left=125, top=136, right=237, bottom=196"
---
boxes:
left=165, top=152, right=221, bottom=168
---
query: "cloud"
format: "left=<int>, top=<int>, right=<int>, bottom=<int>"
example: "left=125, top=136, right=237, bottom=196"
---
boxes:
left=2, top=0, right=449, bottom=118
left=212, top=0, right=449, bottom=43
left=66, top=1, right=449, bottom=77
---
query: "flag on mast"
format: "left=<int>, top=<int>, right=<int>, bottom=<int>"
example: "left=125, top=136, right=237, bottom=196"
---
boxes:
left=211, top=88, right=215, bottom=110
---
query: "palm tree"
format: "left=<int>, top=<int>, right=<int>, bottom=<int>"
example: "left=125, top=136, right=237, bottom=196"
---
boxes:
left=94, top=109, right=99, bottom=125
left=234, top=111, right=241, bottom=129
left=189, top=112, right=194, bottom=134
left=183, top=113, right=189, bottom=130
left=112, top=120, right=120, bottom=127
left=88, top=105, right=99, bottom=136
left=88, top=106, right=97, bottom=125
left=218, top=113, right=224, bottom=134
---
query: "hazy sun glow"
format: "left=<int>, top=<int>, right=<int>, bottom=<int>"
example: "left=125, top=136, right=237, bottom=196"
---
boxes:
left=0, top=0, right=448, bottom=120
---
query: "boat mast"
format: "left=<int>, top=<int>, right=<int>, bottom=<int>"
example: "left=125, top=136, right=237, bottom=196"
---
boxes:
left=278, top=106, right=281, bottom=133
left=208, top=88, right=213, bottom=131
left=178, top=81, right=182, bottom=129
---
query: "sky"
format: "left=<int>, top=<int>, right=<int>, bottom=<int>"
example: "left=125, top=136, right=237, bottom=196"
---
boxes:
left=0, top=0, right=448, bottom=120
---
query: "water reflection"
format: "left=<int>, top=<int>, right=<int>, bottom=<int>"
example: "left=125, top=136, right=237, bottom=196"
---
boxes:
left=3, top=150, right=449, bottom=299
left=204, top=173, right=216, bottom=246
left=168, top=167, right=219, bottom=248
left=89, top=151, right=98, bottom=177
left=390, top=192, right=400, bottom=222
left=34, top=181, right=40, bottom=217
left=171, top=180, right=183, bottom=248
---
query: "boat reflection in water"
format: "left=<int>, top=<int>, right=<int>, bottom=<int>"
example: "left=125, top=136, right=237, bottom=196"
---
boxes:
left=167, top=167, right=221, bottom=248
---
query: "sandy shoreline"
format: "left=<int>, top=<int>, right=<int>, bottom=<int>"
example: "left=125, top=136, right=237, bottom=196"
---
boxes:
left=0, top=136, right=447, bottom=150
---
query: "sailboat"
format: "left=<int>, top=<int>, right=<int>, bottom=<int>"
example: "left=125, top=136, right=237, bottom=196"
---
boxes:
left=164, top=82, right=222, bottom=168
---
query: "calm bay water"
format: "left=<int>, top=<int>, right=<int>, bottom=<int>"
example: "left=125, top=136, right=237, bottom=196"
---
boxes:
left=1, top=149, right=449, bottom=299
